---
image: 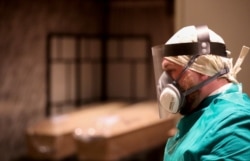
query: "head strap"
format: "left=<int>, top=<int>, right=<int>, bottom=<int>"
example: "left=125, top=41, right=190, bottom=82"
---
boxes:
left=163, top=42, right=227, bottom=57
left=196, top=25, right=210, bottom=54
left=163, top=25, right=227, bottom=57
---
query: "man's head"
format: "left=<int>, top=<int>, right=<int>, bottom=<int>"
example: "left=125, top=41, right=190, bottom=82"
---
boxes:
left=152, top=25, right=236, bottom=116
left=164, top=25, right=236, bottom=83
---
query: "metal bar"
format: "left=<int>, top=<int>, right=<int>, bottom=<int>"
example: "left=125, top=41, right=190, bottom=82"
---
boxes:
left=45, top=34, right=52, bottom=116
left=100, top=0, right=110, bottom=101
left=75, top=36, right=81, bottom=107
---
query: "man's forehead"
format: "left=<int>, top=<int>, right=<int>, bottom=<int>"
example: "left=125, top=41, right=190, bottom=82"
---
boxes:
left=162, top=57, right=183, bottom=69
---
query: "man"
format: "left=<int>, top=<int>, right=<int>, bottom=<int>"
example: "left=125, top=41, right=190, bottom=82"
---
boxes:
left=152, top=25, right=250, bottom=160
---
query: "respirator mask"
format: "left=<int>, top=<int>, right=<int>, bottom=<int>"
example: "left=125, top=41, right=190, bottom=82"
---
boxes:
left=152, top=25, right=229, bottom=118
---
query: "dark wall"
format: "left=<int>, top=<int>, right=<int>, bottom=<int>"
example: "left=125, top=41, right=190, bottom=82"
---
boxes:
left=0, top=0, right=173, bottom=160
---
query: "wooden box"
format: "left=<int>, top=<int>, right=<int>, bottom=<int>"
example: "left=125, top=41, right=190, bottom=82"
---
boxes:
left=74, top=101, right=178, bottom=161
left=26, top=102, right=128, bottom=160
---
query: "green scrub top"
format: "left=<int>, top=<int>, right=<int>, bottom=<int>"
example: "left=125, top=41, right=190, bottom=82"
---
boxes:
left=164, top=83, right=250, bottom=161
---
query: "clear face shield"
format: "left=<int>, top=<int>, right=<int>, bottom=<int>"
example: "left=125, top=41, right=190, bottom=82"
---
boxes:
left=152, top=26, right=229, bottom=118
left=152, top=45, right=182, bottom=118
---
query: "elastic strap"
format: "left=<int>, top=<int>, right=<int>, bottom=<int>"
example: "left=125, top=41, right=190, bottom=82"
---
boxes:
left=183, top=67, right=229, bottom=96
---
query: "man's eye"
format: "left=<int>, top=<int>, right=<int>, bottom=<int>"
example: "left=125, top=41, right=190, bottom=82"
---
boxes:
left=166, top=69, right=174, bottom=76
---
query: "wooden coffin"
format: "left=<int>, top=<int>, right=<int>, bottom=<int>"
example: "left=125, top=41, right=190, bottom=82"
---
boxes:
left=26, top=102, right=128, bottom=160
left=74, top=101, right=178, bottom=161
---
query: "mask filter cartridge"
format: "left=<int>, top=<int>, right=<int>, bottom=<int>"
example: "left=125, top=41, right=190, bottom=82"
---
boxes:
left=158, top=73, right=182, bottom=114
left=159, top=84, right=181, bottom=113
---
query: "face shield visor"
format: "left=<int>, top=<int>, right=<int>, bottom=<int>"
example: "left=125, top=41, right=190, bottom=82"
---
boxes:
left=152, top=25, right=229, bottom=118
left=152, top=45, right=182, bottom=117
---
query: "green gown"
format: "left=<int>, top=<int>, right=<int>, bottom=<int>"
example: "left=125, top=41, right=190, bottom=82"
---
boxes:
left=164, top=83, right=250, bottom=161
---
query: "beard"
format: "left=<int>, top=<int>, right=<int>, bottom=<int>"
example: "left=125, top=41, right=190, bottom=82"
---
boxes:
left=179, top=86, right=201, bottom=115
left=174, top=70, right=205, bottom=115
